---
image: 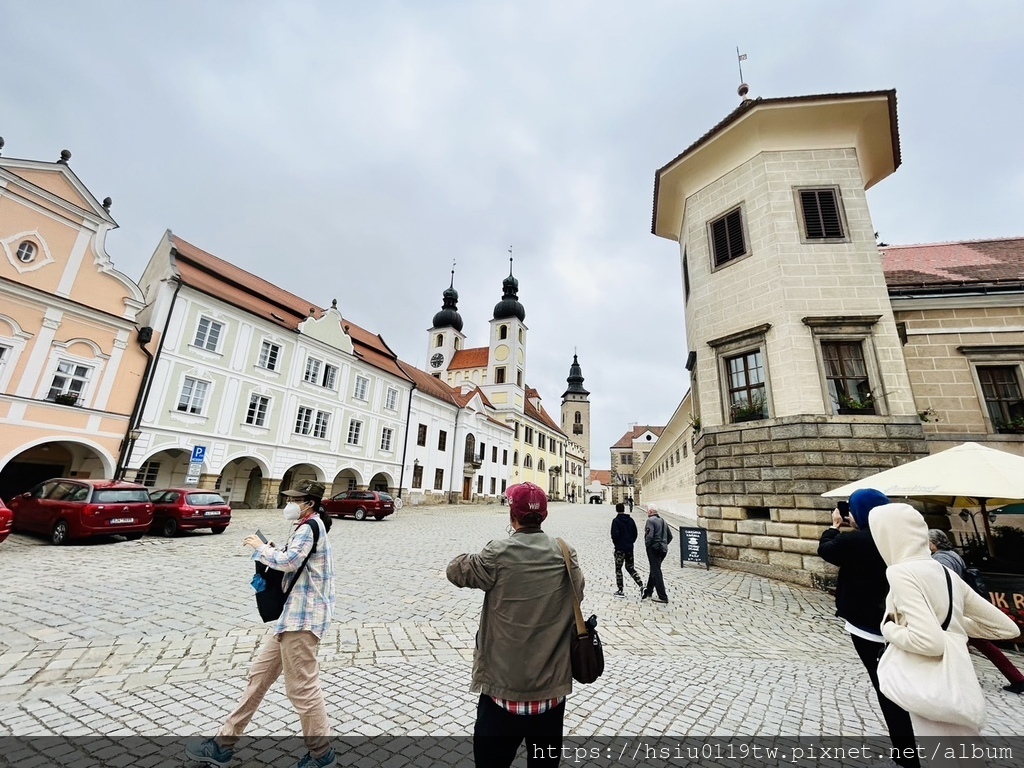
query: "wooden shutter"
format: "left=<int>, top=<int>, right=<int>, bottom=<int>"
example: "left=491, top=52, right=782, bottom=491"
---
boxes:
left=800, top=189, right=844, bottom=239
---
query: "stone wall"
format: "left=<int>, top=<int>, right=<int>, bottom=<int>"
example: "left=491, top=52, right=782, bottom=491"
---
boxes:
left=694, top=415, right=929, bottom=587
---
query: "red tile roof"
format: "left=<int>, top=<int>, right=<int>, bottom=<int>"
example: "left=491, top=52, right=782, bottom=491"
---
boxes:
left=589, top=470, right=611, bottom=486
left=612, top=425, right=666, bottom=449
left=449, top=347, right=490, bottom=370
left=397, top=361, right=460, bottom=407
left=524, top=392, right=565, bottom=436
left=882, top=237, right=1024, bottom=291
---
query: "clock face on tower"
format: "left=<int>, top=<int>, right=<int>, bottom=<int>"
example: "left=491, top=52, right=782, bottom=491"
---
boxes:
left=430, top=353, right=445, bottom=369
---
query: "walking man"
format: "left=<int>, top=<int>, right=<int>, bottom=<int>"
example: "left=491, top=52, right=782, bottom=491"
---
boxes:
left=642, top=505, right=672, bottom=603
left=447, top=482, right=585, bottom=767
left=611, top=502, right=644, bottom=597
left=186, top=480, right=336, bottom=768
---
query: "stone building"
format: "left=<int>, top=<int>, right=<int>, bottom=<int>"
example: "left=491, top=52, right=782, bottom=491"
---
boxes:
left=609, top=425, right=665, bottom=504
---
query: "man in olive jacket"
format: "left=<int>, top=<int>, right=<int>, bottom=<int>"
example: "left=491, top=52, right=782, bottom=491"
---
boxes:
left=447, top=482, right=585, bottom=767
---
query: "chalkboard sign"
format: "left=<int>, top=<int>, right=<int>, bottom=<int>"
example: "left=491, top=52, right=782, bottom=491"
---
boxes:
left=679, top=527, right=709, bottom=570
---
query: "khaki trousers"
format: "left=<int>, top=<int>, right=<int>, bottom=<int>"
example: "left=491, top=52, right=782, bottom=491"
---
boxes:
left=216, top=631, right=330, bottom=757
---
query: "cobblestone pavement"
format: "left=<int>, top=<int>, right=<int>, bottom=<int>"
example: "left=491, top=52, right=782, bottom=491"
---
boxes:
left=0, top=503, right=1020, bottom=742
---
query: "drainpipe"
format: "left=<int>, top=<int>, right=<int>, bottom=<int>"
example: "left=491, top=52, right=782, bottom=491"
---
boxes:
left=396, top=382, right=417, bottom=498
left=115, top=327, right=154, bottom=480
left=448, top=405, right=461, bottom=504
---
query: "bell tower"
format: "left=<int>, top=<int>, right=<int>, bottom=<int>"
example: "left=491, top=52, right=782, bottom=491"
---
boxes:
left=560, top=354, right=591, bottom=465
left=485, top=256, right=527, bottom=409
left=425, top=267, right=465, bottom=376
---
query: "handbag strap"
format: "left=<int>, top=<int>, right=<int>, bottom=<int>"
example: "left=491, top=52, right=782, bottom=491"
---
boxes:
left=940, top=566, right=953, bottom=632
left=281, top=517, right=321, bottom=601
left=556, top=538, right=588, bottom=637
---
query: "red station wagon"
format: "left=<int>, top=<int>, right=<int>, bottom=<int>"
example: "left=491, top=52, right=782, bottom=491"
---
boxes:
left=322, top=490, right=395, bottom=521
left=0, top=498, right=12, bottom=544
left=149, top=488, right=231, bottom=536
left=9, top=479, right=154, bottom=545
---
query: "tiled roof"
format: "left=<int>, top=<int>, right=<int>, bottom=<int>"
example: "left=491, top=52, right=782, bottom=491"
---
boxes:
left=589, top=470, right=611, bottom=486
left=612, top=425, right=666, bottom=449
left=882, top=237, right=1024, bottom=291
left=524, top=393, right=565, bottom=436
left=397, top=361, right=460, bottom=407
left=170, top=234, right=410, bottom=382
left=448, top=347, right=490, bottom=370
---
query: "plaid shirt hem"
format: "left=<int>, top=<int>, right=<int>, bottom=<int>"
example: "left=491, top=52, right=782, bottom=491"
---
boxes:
left=489, top=696, right=565, bottom=715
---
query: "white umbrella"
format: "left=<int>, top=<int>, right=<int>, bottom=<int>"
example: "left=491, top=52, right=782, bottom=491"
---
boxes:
left=822, top=442, right=1024, bottom=556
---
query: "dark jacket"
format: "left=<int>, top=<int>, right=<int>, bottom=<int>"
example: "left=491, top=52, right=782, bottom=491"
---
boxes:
left=611, top=513, right=638, bottom=551
left=644, top=514, right=673, bottom=552
left=817, top=527, right=889, bottom=635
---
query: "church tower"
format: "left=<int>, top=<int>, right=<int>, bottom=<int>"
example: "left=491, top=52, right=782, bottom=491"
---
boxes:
left=484, top=258, right=527, bottom=411
left=560, top=354, right=591, bottom=461
left=425, top=269, right=465, bottom=376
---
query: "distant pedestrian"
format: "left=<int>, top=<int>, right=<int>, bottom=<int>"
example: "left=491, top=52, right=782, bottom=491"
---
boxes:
left=928, top=529, right=1024, bottom=695
left=186, top=480, right=336, bottom=768
left=611, top=502, right=644, bottom=598
left=641, top=505, right=672, bottom=603
left=447, top=482, right=585, bottom=768
left=626, top=496, right=634, bottom=513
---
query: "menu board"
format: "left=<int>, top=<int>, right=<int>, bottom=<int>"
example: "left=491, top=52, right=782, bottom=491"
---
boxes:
left=679, top=527, right=709, bottom=570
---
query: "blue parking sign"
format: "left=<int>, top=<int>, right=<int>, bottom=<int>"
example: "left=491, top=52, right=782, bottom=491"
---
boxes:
left=190, top=445, right=207, bottom=464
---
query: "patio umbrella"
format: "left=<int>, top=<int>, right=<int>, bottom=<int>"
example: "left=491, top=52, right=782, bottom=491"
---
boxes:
left=822, top=442, right=1024, bottom=557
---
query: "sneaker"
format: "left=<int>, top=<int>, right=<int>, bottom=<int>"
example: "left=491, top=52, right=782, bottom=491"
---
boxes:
left=185, top=738, right=234, bottom=767
left=641, top=591, right=651, bottom=600
left=613, top=590, right=625, bottom=598
left=1004, top=681, right=1024, bottom=694
left=653, top=597, right=669, bottom=604
left=297, top=748, right=337, bottom=768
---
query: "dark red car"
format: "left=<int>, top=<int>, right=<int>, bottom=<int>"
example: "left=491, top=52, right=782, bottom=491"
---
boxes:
left=0, top=498, right=12, bottom=544
left=149, top=488, right=231, bottom=536
left=322, top=490, right=395, bottom=521
left=9, top=479, right=154, bottom=545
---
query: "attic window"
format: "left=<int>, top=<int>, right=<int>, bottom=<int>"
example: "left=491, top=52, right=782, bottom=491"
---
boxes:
left=16, top=241, right=37, bottom=263
left=798, top=187, right=846, bottom=240
left=709, top=207, right=747, bottom=267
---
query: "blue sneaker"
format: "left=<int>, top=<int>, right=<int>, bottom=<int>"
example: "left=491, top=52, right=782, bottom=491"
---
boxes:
left=297, top=747, right=337, bottom=768
left=185, top=738, right=234, bottom=767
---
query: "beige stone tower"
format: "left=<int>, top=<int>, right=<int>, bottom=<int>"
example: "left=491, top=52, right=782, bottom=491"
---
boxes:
left=560, top=354, right=591, bottom=469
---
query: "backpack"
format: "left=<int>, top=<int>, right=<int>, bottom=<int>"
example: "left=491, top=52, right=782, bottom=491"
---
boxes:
left=252, top=518, right=321, bottom=622
left=961, top=568, right=988, bottom=599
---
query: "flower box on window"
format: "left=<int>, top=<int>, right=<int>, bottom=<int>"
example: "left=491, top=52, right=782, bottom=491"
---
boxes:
left=53, top=393, right=80, bottom=406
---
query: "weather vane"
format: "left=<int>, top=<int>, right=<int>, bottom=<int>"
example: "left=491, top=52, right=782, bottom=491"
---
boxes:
left=450, top=259, right=456, bottom=287
left=736, top=47, right=749, bottom=100
left=508, top=246, right=514, bottom=275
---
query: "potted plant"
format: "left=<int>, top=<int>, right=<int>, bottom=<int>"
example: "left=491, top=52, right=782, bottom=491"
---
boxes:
left=731, top=396, right=767, bottom=423
left=836, top=393, right=876, bottom=415
left=994, top=417, right=1024, bottom=435
left=53, top=392, right=80, bottom=406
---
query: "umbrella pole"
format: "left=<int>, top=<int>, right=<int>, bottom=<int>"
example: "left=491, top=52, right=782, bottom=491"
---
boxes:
left=980, top=498, right=997, bottom=559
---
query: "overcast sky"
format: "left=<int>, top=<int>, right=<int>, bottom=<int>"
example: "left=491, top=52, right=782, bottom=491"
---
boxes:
left=3, top=2, right=1022, bottom=468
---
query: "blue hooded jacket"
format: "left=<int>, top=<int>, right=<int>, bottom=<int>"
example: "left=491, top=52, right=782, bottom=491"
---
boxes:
left=849, top=488, right=890, bottom=530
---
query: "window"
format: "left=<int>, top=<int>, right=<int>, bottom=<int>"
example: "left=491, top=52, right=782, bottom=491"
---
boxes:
left=354, top=375, right=369, bottom=400
left=246, top=394, right=270, bottom=426
left=538, top=459, right=545, bottom=472
left=709, top=207, right=747, bottom=267
left=16, top=241, right=37, bottom=263
left=385, top=387, right=398, bottom=410
left=412, top=465, right=423, bottom=489
left=822, top=341, right=873, bottom=413
left=347, top=419, right=362, bottom=445
left=492, top=446, right=498, bottom=463
left=258, top=341, right=280, bottom=371
left=513, top=422, right=520, bottom=439
left=313, top=411, right=330, bottom=439
left=682, top=248, right=690, bottom=300
left=322, top=364, right=338, bottom=390
left=513, top=451, right=519, bottom=466
left=417, top=424, right=427, bottom=446
left=380, top=426, right=394, bottom=452
left=477, top=476, right=484, bottom=494
left=434, top=468, right=444, bottom=491
left=435, top=333, right=444, bottom=348
left=524, top=454, right=533, bottom=469
left=622, top=454, right=633, bottom=465
left=524, top=426, right=534, bottom=445
left=295, top=406, right=313, bottom=435
left=490, top=478, right=496, bottom=494
left=501, top=479, right=507, bottom=493
left=518, top=329, right=524, bottom=343
left=495, top=367, right=506, bottom=384
left=978, top=366, right=1024, bottom=428
left=438, top=430, right=447, bottom=451
left=193, top=317, right=223, bottom=352
left=726, top=350, right=767, bottom=422
left=454, top=338, right=460, bottom=350
left=48, top=360, right=91, bottom=401
left=177, top=377, right=209, bottom=415
left=304, top=357, right=322, bottom=384
left=517, top=369, right=523, bottom=386
left=502, top=450, right=508, bottom=465
left=134, top=461, right=160, bottom=487
left=499, top=325, right=508, bottom=340
left=574, top=411, right=582, bottom=424
left=798, top=187, right=845, bottom=240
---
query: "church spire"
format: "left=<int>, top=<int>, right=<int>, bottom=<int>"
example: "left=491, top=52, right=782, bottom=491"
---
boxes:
left=431, top=261, right=464, bottom=331
left=562, top=353, right=590, bottom=398
left=492, top=248, right=526, bottom=322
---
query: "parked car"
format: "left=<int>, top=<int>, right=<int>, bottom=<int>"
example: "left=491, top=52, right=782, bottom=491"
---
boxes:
left=322, top=490, right=395, bottom=521
left=9, top=479, right=154, bottom=545
left=149, top=488, right=231, bottom=536
left=0, top=498, right=12, bottom=544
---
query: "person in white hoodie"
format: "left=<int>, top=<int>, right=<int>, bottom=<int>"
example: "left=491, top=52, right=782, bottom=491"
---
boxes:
left=869, top=503, right=1018, bottom=738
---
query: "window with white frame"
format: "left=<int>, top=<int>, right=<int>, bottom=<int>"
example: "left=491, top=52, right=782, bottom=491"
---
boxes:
left=523, top=426, right=534, bottom=445
left=16, top=241, right=37, bottom=263
left=245, top=394, right=270, bottom=426
left=433, top=468, right=444, bottom=490
left=354, top=375, right=369, bottom=401
left=193, top=317, right=223, bottom=352
left=380, top=426, right=394, bottom=452
left=48, top=359, right=92, bottom=402
left=313, top=411, right=330, bottom=439
left=725, top=350, right=767, bottom=422
left=258, top=341, right=281, bottom=371
left=385, top=387, right=398, bottom=410
left=347, top=418, right=362, bottom=445
left=303, top=357, right=322, bottom=384
left=494, top=366, right=506, bottom=384
left=295, top=406, right=313, bottom=435
left=0, top=345, right=9, bottom=375
left=177, top=377, right=209, bottom=415
left=322, top=363, right=338, bottom=390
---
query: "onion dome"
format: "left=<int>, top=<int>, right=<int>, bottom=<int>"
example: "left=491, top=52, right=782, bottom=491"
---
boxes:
left=562, top=354, right=590, bottom=398
left=492, top=259, right=526, bottom=322
left=432, top=271, right=463, bottom=331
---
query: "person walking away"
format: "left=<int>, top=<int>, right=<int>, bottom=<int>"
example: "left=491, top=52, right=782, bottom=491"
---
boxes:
left=446, top=482, right=584, bottom=768
left=186, top=480, right=336, bottom=768
left=817, top=488, right=919, bottom=768
left=611, top=502, right=644, bottom=598
left=928, top=529, right=1024, bottom=694
left=626, top=496, right=634, bottom=513
left=642, top=505, right=672, bottom=603
left=871, top=504, right=1017, bottom=748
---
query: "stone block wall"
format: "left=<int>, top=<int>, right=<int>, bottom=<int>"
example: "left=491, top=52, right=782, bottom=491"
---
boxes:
left=694, top=415, right=929, bottom=587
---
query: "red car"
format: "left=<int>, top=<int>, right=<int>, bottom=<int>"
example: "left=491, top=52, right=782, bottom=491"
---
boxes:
left=149, top=488, right=231, bottom=536
left=9, top=479, right=154, bottom=545
left=0, top=498, right=12, bottom=544
left=322, top=490, right=395, bottom=521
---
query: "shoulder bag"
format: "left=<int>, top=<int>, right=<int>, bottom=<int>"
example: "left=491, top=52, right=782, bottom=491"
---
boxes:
left=252, top=518, right=320, bottom=623
left=877, top=567, right=987, bottom=728
left=556, top=538, right=604, bottom=684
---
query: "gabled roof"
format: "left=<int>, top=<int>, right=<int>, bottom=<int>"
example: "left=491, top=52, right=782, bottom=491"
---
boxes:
left=882, top=237, right=1024, bottom=293
left=169, top=234, right=409, bottom=382
left=589, top=470, right=611, bottom=486
left=0, top=155, right=118, bottom=226
left=524, top=391, right=565, bottom=436
left=397, top=360, right=460, bottom=407
left=612, top=425, right=666, bottom=449
left=449, top=347, right=490, bottom=370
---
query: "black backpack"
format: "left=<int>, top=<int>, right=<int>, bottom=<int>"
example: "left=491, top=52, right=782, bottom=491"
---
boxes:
left=962, top=568, right=989, bottom=599
left=253, top=518, right=321, bottom=622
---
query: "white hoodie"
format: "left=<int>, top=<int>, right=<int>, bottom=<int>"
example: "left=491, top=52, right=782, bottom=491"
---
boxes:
left=868, top=503, right=1017, bottom=655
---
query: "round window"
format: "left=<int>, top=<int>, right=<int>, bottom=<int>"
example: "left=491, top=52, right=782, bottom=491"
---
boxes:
left=16, top=241, right=37, bottom=263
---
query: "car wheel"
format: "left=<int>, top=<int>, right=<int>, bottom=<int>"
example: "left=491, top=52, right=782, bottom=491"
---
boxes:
left=51, top=520, right=69, bottom=546
left=163, top=518, right=179, bottom=537
left=210, top=525, right=227, bottom=534
left=354, top=508, right=367, bottom=521
left=124, top=533, right=143, bottom=541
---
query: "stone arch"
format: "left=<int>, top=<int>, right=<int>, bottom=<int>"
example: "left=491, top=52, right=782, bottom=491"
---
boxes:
left=0, top=437, right=116, bottom=501
left=331, top=467, right=364, bottom=496
left=368, top=471, right=395, bottom=493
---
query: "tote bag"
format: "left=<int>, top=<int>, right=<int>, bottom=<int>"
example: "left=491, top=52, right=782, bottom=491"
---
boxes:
left=877, top=568, right=987, bottom=729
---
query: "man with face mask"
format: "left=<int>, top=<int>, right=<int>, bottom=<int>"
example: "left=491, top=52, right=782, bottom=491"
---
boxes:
left=186, top=480, right=336, bottom=768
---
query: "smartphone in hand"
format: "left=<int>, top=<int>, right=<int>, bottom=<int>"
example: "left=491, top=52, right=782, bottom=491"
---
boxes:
left=836, top=501, right=850, bottom=519
left=255, top=529, right=268, bottom=544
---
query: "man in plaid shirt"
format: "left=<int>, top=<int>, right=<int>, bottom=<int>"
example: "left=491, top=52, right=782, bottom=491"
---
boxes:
left=186, top=480, right=336, bottom=768
left=447, top=482, right=585, bottom=767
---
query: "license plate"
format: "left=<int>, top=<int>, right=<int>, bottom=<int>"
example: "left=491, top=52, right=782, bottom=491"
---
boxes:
left=109, top=517, right=134, bottom=525
left=204, top=511, right=220, bottom=516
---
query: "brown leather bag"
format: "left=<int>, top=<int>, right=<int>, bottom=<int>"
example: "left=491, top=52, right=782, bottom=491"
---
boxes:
left=557, top=538, right=604, bottom=684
